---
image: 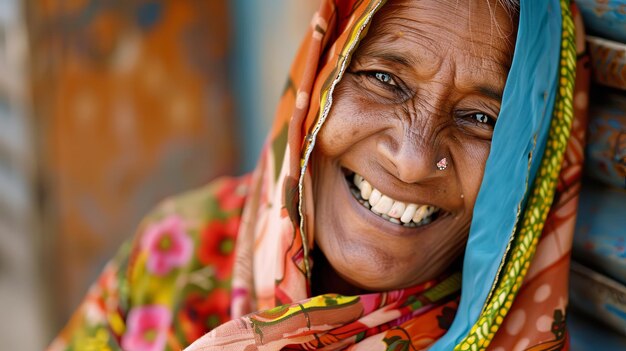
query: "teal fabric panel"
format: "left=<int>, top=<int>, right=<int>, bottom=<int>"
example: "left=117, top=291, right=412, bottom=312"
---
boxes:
left=573, top=180, right=626, bottom=284
left=431, top=0, right=561, bottom=348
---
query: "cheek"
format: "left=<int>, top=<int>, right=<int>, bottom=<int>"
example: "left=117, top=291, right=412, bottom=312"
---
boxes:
left=317, top=117, right=357, bottom=159
left=454, top=139, right=491, bottom=206
left=316, top=118, right=348, bottom=158
left=316, top=84, right=382, bottom=157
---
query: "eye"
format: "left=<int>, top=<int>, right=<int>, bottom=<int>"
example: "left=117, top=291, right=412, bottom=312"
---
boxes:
left=373, top=72, right=396, bottom=86
left=455, top=110, right=497, bottom=139
left=348, top=69, right=407, bottom=101
left=474, top=113, right=491, bottom=125
left=468, top=112, right=496, bottom=127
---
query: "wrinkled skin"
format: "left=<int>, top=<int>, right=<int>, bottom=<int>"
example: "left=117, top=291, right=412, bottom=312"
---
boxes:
left=312, top=0, right=517, bottom=293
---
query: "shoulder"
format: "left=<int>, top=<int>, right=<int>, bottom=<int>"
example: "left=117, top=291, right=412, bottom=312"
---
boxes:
left=122, top=175, right=251, bottom=304
left=120, top=175, right=252, bottom=345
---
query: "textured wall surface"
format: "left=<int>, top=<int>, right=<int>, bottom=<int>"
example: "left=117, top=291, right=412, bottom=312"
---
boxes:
left=0, top=1, right=44, bottom=350
left=28, top=0, right=238, bottom=338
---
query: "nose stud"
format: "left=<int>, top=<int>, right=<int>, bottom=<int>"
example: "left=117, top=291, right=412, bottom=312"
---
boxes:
left=436, top=157, right=448, bottom=171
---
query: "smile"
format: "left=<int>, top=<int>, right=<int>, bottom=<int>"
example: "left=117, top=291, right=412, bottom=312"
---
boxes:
left=346, top=173, right=442, bottom=227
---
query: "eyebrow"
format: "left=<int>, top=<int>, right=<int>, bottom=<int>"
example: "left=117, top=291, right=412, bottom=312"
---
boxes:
left=360, top=51, right=416, bottom=68
left=477, top=85, right=504, bottom=101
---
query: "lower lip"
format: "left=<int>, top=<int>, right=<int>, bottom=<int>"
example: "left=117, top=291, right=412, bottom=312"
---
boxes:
left=339, top=172, right=448, bottom=237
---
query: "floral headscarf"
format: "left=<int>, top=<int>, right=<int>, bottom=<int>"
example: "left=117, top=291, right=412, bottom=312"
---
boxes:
left=51, top=0, right=589, bottom=350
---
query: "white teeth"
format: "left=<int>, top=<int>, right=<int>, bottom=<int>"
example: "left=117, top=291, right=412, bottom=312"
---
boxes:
left=369, top=189, right=382, bottom=207
left=401, top=204, right=418, bottom=223
left=388, top=201, right=406, bottom=218
left=412, top=205, right=429, bottom=223
left=353, top=174, right=363, bottom=188
left=372, top=195, right=393, bottom=214
left=360, top=181, right=372, bottom=200
left=350, top=173, right=441, bottom=227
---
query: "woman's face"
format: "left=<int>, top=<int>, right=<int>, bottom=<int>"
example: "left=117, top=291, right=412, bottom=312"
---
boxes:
left=312, top=0, right=516, bottom=291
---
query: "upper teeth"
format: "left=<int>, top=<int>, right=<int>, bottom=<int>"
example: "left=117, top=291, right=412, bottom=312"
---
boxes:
left=351, top=174, right=439, bottom=227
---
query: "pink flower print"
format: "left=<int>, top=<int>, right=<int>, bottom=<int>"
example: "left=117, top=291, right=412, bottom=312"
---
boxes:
left=215, top=177, right=248, bottom=212
left=121, top=305, right=172, bottom=351
left=141, top=215, right=192, bottom=276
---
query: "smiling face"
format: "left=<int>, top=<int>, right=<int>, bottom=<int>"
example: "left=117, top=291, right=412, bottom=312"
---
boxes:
left=311, top=0, right=517, bottom=292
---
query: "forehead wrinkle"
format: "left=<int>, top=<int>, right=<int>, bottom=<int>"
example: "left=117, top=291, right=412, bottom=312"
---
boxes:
left=371, top=0, right=516, bottom=65
left=371, top=13, right=458, bottom=49
left=454, top=53, right=509, bottom=97
left=365, top=17, right=512, bottom=75
left=378, top=2, right=503, bottom=40
left=381, top=2, right=469, bottom=26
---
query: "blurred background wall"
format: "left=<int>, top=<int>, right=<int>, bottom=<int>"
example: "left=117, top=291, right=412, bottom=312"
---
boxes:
left=0, top=0, right=318, bottom=349
left=0, top=1, right=40, bottom=351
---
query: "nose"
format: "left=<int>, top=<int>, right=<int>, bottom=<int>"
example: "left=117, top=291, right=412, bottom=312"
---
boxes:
left=377, top=127, right=445, bottom=184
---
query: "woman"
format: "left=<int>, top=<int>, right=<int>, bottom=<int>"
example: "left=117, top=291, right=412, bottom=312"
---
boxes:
left=50, top=0, right=588, bottom=350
